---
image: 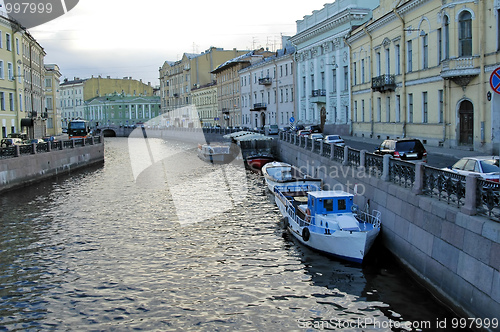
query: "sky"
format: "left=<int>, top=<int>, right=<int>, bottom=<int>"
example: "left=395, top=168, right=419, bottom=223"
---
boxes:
left=29, top=0, right=331, bottom=87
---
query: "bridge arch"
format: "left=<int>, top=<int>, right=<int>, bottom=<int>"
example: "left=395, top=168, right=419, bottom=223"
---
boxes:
left=102, top=128, right=117, bottom=137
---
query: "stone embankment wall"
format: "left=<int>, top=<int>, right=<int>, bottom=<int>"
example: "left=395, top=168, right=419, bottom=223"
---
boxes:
left=0, top=141, right=104, bottom=193
left=277, top=140, right=500, bottom=329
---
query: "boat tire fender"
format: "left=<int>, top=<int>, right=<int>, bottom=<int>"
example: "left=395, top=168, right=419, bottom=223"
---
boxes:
left=302, top=227, right=310, bottom=242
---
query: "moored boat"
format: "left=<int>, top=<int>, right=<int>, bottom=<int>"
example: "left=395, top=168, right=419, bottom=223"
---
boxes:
left=197, top=143, right=238, bottom=164
left=262, top=161, right=322, bottom=193
left=274, top=186, right=381, bottom=263
left=224, top=131, right=275, bottom=170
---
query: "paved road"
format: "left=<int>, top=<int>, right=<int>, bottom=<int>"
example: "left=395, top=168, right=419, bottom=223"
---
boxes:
left=342, top=138, right=457, bottom=169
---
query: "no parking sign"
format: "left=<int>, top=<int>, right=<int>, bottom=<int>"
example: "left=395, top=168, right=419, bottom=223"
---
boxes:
left=490, top=67, right=500, bottom=94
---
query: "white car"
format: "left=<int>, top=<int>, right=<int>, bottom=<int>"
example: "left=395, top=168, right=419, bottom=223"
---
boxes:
left=442, top=156, right=499, bottom=182
left=324, top=135, right=345, bottom=146
left=309, top=133, right=324, bottom=141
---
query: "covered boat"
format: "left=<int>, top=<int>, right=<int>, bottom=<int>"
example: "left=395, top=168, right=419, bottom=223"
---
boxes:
left=262, top=161, right=322, bottom=194
left=274, top=187, right=381, bottom=263
left=225, top=131, right=275, bottom=170
left=197, top=143, right=238, bottom=164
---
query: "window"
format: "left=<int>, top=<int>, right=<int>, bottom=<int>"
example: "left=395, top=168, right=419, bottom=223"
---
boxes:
left=408, top=93, right=413, bottom=123
left=343, top=66, right=348, bottom=91
left=437, top=28, right=442, bottom=63
left=361, top=59, right=365, bottom=83
left=9, top=93, right=13, bottom=111
left=0, top=61, right=3, bottom=79
left=16, top=38, right=19, bottom=54
left=321, top=71, right=325, bottom=90
left=386, top=96, right=391, bottom=122
left=354, top=100, right=358, bottom=122
left=459, top=11, right=472, bottom=56
left=377, top=97, right=381, bottom=122
left=0, top=92, right=4, bottom=110
left=385, top=48, right=390, bottom=74
left=7, top=63, right=13, bottom=80
left=444, top=16, right=449, bottom=59
left=438, top=90, right=444, bottom=123
left=396, top=95, right=401, bottom=122
left=422, top=92, right=428, bottom=123
left=422, top=33, right=428, bottom=69
left=395, top=44, right=401, bottom=75
left=6, top=33, right=10, bottom=51
left=353, top=63, right=357, bottom=85
left=407, top=40, right=413, bottom=72
left=332, top=69, right=337, bottom=92
left=362, top=100, right=365, bottom=122
left=376, top=51, right=381, bottom=76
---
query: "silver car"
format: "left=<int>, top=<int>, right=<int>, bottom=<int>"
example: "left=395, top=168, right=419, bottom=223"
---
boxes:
left=442, top=156, right=499, bottom=182
left=324, top=135, right=345, bottom=146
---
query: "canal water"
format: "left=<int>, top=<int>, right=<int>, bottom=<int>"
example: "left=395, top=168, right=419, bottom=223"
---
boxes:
left=0, top=137, right=466, bottom=331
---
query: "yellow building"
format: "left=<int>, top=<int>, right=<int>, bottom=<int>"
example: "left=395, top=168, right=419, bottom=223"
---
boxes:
left=191, top=82, right=217, bottom=127
left=44, top=64, right=62, bottom=136
left=83, top=76, right=155, bottom=101
left=159, top=47, right=249, bottom=127
left=348, top=0, right=500, bottom=153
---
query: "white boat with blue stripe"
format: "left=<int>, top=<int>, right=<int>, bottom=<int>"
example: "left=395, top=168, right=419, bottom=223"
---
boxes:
left=274, top=186, right=381, bottom=263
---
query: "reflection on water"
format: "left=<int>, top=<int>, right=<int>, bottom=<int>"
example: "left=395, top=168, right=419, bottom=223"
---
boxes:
left=0, top=138, right=465, bottom=331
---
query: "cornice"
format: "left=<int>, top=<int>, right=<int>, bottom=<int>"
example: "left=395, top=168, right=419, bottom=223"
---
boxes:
left=291, top=8, right=370, bottom=46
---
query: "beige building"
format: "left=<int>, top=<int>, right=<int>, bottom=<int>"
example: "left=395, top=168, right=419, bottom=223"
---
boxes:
left=159, top=47, right=249, bottom=127
left=211, top=49, right=275, bottom=127
left=44, top=64, right=62, bottom=136
left=348, top=0, right=500, bottom=153
left=191, top=82, right=217, bottom=127
left=83, top=76, right=155, bottom=101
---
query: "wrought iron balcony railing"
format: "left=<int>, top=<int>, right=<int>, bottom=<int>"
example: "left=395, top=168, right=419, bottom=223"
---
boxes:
left=371, top=74, right=396, bottom=92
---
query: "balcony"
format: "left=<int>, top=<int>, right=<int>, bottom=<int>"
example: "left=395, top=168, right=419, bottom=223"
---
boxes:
left=440, top=57, right=480, bottom=87
left=222, top=108, right=230, bottom=114
left=371, top=74, right=396, bottom=92
left=258, top=77, right=272, bottom=85
left=310, top=89, right=326, bottom=104
left=251, top=103, right=267, bottom=111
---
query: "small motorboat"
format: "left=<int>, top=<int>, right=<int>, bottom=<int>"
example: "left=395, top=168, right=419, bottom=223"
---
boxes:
left=197, top=143, right=238, bottom=164
left=274, top=187, right=381, bottom=263
left=262, top=161, right=322, bottom=194
left=246, top=154, right=274, bottom=171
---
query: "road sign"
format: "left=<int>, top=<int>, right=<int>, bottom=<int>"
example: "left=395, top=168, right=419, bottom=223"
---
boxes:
left=290, top=117, right=295, bottom=123
left=490, top=67, right=500, bottom=94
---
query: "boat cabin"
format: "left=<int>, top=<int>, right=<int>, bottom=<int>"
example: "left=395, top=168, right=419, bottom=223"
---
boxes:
left=307, top=191, right=354, bottom=216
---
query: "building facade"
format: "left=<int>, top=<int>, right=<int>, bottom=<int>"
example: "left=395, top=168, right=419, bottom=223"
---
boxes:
left=44, top=64, right=62, bottom=136
left=212, top=49, right=275, bottom=128
left=159, top=47, right=249, bottom=127
left=59, top=78, right=86, bottom=128
left=240, top=40, right=296, bottom=129
left=191, top=82, right=217, bottom=127
left=83, top=76, right=155, bottom=101
left=290, top=0, right=379, bottom=134
left=348, top=0, right=500, bottom=153
left=84, top=94, right=161, bottom=128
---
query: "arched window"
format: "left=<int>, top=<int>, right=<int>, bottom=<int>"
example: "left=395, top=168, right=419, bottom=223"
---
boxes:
left=459, top=11, right=472, bottom=56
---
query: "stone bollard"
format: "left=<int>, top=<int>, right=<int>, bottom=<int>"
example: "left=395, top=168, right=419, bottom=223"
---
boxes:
left=15, top=145, right=20, bottom=157
left=330, top=143, right=335, bottom=161
left=47, top=142, right=51, bottom=152
left=310, top=138, right=314, bottom=152
left=343, top=146, right=349, bottom=166
left=412, top=162, right=425, bottom=195
left=381, top=154, right=391, bottom=181
left=359, top=150, right=366, bottom=172
left=319, top=140, right=324, bottom=156
left=71, top=139, right=76, bottom=148
left=31, top=143, right=36, bottom=154
left=461, top=174, right=479, bottom=216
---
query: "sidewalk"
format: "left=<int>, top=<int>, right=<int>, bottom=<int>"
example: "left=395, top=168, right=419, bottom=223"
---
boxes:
left=342, top=134, right=484, bottom=160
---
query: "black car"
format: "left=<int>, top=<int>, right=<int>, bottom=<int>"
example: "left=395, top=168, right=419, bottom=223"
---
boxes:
left=306, top=125, right=322, bottom=133
left=374, top=138, right=427, bottom=162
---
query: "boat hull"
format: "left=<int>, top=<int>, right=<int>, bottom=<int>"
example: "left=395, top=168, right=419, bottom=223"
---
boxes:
left=275, top=194, right=379, bottom=263
left=262, top=162, right=322, bottom=193
left=246, top=156, right=274, bottom=170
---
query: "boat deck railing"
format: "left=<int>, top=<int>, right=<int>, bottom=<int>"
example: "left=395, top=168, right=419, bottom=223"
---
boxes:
left=355, top=210, right=381, bottom=228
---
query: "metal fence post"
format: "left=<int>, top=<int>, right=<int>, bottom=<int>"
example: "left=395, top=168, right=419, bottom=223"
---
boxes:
left=320, top=140, right=324, bottom=156
left=31, top=143, right=36, bottom=154
left=359, top=150, right=366, bottom=172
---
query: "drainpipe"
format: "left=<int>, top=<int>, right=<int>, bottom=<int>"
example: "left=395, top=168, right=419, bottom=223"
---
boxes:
left=344, top=35, right=353, bottom=136
left=393, top=1, right=407, bottom=138
left=479, top=0, right=486, bottom=147
left=362, top=25, right=374, bottom=138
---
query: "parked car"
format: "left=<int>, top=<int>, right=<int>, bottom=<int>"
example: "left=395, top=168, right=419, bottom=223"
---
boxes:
left=309, top=133, right=324, bottom=141
left=374, top=138, right=427, bottom=162
left=1, top=138, right=24, bottom=147
left=324, top=135, right=345, bottom=146
left=306, top=125, right=322, bottom=133
left=27, top=138, right=45, bottom=144
left=8, top=133, right=27, bottom=140
left=297, top=129, right=311, bottom=137
left=264, top=124, right=279, bottom=135
left=293, top=124, right=305, bottom=133
left=442, top=156, right=499, bottom=182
